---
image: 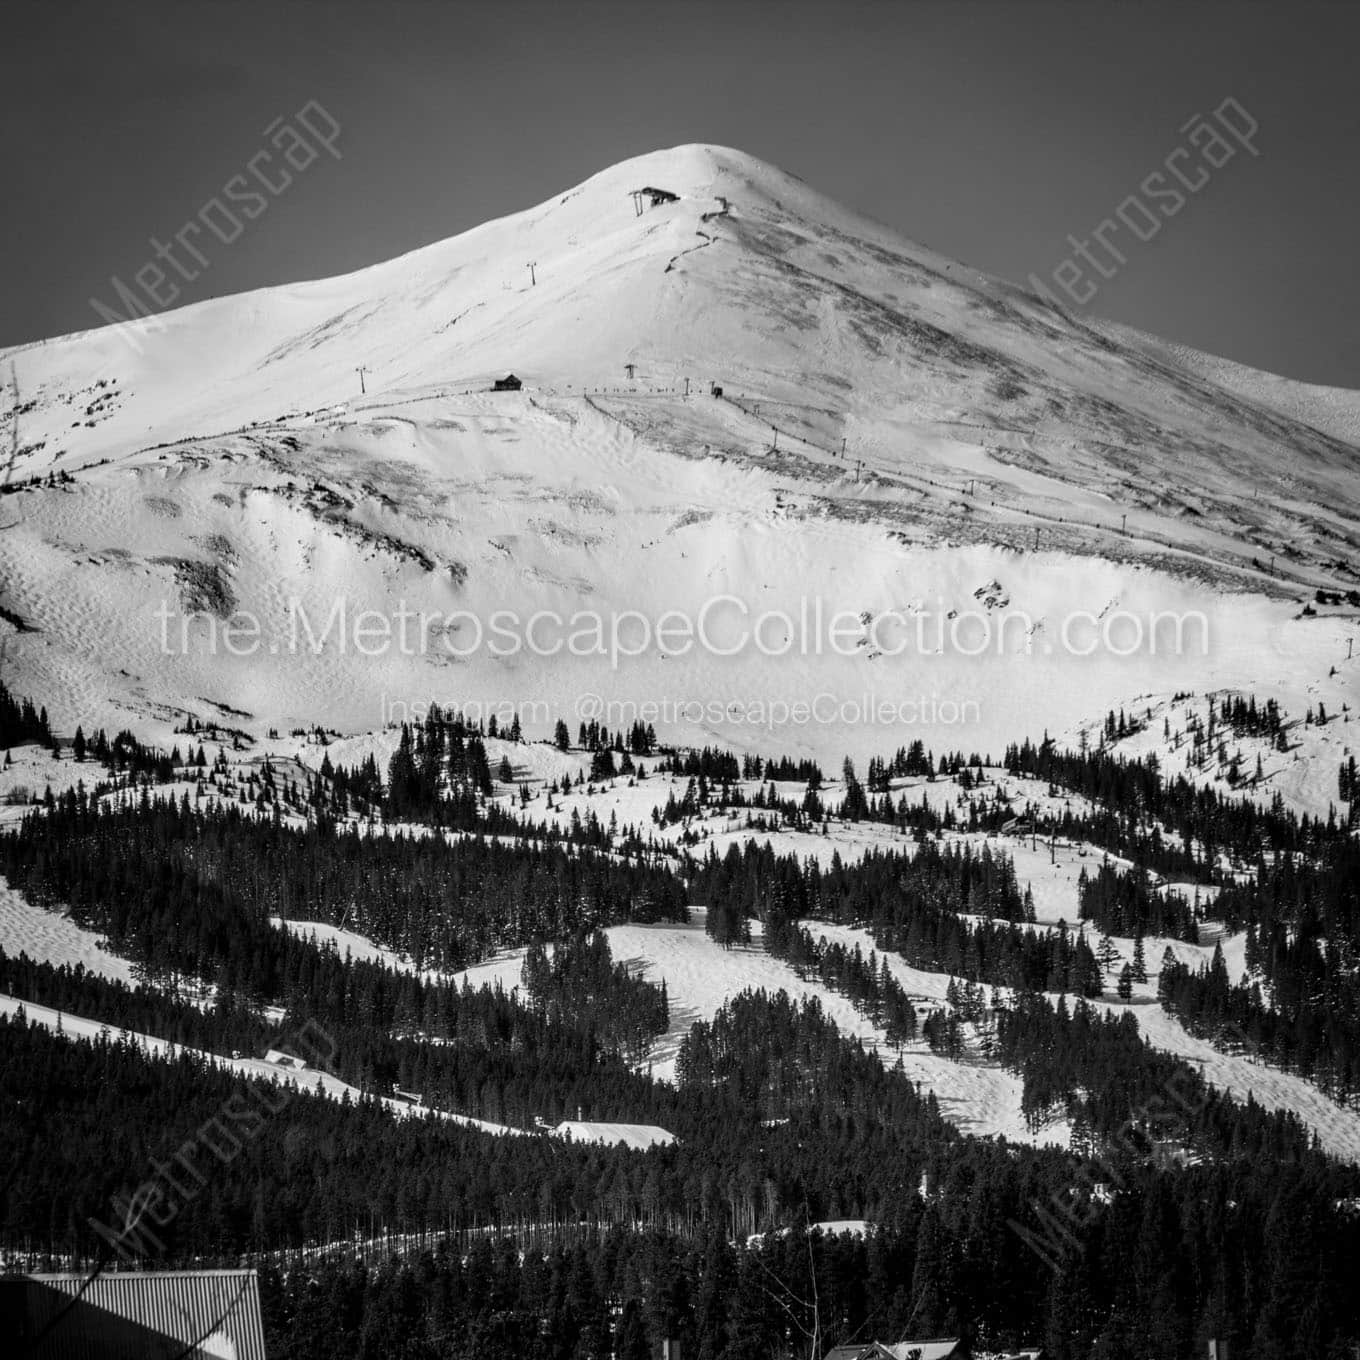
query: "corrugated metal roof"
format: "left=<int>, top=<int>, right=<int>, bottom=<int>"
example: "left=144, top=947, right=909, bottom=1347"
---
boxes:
left=824, top=1343, right=965, bottom=1360
left=1, top=1268, right=266, bottom=1359
left=886, top=1342, right=963, bottom=1360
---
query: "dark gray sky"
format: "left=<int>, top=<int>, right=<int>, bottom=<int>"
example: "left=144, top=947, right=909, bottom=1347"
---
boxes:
left=3, top=0, right=1357, bottom=386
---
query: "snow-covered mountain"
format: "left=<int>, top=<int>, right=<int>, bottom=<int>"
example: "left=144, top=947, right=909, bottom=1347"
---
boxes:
left=1, top=144, right=1355, bottom=762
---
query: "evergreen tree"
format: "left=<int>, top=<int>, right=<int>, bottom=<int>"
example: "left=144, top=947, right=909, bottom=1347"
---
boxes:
left=1117, top=963, right=1134, bottom=1002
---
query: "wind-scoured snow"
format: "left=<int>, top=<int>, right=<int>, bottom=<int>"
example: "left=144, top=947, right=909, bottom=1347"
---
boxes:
left=0, top=878, right=135, bottom=984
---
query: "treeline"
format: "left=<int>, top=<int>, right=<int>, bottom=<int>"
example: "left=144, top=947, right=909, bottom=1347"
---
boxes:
left=0, top=678, right=176, bottom=784
left=321, top=722, right=662, bottom=851
left=0, top=791, right=688, bottom=991
left=636, top=710, right=1339, bottom=880
left=74, top=726, right=180, bottom=782
left=320, top=706, right=666, bottom=827
left=1003, top=734, right=1335, bottom=877
left=652, top=728, right=1326, bottom=865
left=647, top=766, right=992, bottom=837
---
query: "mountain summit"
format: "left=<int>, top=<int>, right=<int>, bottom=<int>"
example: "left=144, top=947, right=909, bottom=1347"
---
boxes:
left=9, top=143, right=1359, bottom=486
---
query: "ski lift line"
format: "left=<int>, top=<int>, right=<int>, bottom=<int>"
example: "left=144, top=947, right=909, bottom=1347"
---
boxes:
left=73, top=368, right=1333, bottom=590
left=822, top=432, right=1319, bottom=586
left=5, top=362, right=20, bottom=488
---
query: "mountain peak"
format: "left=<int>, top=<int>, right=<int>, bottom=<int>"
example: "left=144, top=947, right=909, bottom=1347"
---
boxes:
left=0, top=130, right=1356, bottom=806
left=4, top=144, right=1357, bottom=603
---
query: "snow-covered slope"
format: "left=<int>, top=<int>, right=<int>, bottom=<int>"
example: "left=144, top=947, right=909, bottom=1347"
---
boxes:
left=1100, top=318, right=1360, bottom=450
left=0, top=993, right=516, bottom=1134
left=0, top=879, right=135, bottom=984
left=452, top=910, right=1059, bottom=1149
left=1, top=143, right=1356, bottom=766
left=8, top=144, right=1357, bottom=494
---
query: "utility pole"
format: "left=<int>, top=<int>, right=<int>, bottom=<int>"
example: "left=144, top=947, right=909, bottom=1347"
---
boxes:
left=355, top=366, right=368, bottom=396
left=840, top=436, right=846, bottom=460
left=1034, top=525, right=1040, bottom=550
left=0, top=363, right=21, bottom=687
left=683, top=377, right=690, bottom=398
left=527, top=261, right=537, bottom=287
left=5, top=362, right=19, bottom=488
left=772, top=427, right=779, bottom=451
left=1121, top=513, right=1127, bottom=535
